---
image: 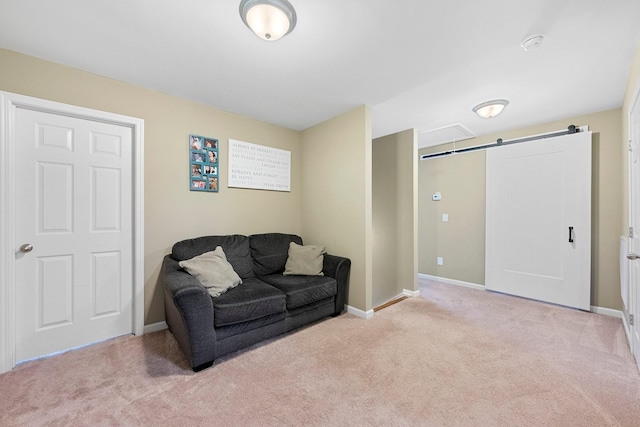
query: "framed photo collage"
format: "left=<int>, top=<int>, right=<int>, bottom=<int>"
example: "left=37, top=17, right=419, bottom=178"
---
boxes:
left=189, top=134, right=219, bottom=192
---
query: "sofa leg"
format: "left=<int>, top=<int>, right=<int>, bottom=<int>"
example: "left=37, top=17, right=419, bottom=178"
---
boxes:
left=193, top=360, right=214, bottom=372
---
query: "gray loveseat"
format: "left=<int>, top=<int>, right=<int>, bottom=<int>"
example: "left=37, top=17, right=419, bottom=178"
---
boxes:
left=162, top=233, right=351, bottom=371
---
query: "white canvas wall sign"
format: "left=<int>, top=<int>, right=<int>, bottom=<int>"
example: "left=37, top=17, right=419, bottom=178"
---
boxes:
left=228, top=139, right=291, bottom=192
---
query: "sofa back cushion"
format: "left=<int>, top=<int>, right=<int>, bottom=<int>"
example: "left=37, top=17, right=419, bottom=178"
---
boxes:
left=172, top=235, right=255, bottom=279
left=250, top=233, right=303, bottom=276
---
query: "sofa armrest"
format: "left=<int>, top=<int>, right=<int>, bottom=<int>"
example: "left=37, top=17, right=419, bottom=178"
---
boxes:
left=323, top=254, right=351, bottom=315
left=161, top=256, right=217, bottom=370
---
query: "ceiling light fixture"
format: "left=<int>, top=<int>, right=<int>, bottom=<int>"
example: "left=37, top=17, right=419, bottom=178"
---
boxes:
left=472, top=99, right=509, bottom=119
left=239, top=0, right=297, bottom=41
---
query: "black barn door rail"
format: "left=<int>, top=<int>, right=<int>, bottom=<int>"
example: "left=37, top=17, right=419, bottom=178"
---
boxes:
left=420, top=125, right=581, bottom=160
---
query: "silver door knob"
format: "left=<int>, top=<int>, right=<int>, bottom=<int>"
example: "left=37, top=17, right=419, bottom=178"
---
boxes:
left=19, top=244, right=33, bottom=253
left=627, top=253, right=640, bottom=260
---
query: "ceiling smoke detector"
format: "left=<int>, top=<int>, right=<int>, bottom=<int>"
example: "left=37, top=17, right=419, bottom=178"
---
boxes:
left=521, top=34, right=544, bottom=51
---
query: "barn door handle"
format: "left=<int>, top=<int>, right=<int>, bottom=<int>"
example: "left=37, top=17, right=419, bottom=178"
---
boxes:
left=568, top=226, right=574, bottom=243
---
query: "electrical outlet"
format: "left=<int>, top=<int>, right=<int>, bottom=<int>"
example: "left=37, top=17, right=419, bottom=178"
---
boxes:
left=437, top=257, right=443, bottom=265
left=442, top=213, right=448, bottom=222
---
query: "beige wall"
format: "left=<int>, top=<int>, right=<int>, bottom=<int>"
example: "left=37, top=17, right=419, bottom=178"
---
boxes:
left=419, top=108, right=623, bottom=310
left=396, top=129, right=419, bottom=297
left=373, top=133, right=398, bottom=305
left=301, top=106, right=373, bottom=313
left=0, top=48, right=303, bottom=325
left=419, top=150, right=486, bottom=285
left=372, top=129, right=418, bottom=307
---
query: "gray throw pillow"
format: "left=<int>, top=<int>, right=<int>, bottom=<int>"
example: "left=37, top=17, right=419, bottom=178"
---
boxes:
left=179, top=246, right=242, bottom=297
left=283, top=242, right=325, bottom=276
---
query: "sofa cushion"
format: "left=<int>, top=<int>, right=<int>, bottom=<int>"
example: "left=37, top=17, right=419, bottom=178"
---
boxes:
left=215, top=313, right=285, bottom=341
left=284, top=242, right=325, bottom=276
left=178, top=246, right=242, bottom=298
left=172, top=235, right=255, bottom=279
left=249, top=233, right=303, bottom=276
left=259, top=274, right=337, bottom=310
left=212, top=278, right=286, bottom=327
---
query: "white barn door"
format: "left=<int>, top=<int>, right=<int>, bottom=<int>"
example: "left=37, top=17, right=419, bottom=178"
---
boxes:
left=485, top=131, right=592, bottom=310
left=0, top=92, right=144, bottom=372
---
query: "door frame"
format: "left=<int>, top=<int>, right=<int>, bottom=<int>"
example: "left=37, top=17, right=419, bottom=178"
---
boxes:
left=628, top=77, right=640, bottom=365
left=0, top=91, right=145, bottom=374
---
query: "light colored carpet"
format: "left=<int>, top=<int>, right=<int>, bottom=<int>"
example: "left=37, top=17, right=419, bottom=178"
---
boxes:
left=1, top=280, right=640, bottom=426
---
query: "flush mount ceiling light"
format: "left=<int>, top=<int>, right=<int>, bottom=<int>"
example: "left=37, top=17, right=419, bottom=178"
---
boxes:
left=239, top=0, right=297, bottom=41
left=472, top=99, right=509, bottom=119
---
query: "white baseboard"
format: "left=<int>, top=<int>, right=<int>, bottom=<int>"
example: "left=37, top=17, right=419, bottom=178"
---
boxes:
left=347, top=305, right=374, bottom=319
left=590, top=306, right=622, bottom=319
left=418, top=273, right=485, bottom=291
left=143, top=321, right=168, bottom=334
left=420, top=274, right=625, bottom=319
left=403, top=289, right=420, bottom=297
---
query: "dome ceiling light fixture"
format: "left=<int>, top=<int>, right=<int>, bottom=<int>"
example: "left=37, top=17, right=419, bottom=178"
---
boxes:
left=472, top=99, right=510, bottom=119
left=239, top=0, right=297, bottom=41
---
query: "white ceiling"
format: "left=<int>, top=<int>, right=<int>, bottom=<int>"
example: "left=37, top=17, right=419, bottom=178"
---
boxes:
left=1, top=0, right=639, bottom=148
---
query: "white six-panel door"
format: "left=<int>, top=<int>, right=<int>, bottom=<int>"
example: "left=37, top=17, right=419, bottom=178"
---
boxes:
left=485, top=131, right=592, bottom=310
left=14, top=108, right=134, bottom=362
left=628, top=84, right=640, bottom=372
